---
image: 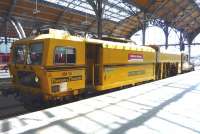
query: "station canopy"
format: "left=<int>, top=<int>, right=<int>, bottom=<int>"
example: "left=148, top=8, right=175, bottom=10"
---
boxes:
left=0, top=0, right=200, bottom=40
left=44, top=0, right=140, bottom=22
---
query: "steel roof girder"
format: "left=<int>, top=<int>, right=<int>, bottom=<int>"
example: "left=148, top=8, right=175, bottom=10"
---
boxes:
left=87, top=0, right=98, bottom=14
left=55, top=0, right=75, bottom=25
left=6, top=0, right=17, bottom=21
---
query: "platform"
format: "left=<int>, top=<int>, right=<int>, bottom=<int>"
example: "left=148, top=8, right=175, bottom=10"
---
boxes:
left=0, top=70, right=200, bottom=134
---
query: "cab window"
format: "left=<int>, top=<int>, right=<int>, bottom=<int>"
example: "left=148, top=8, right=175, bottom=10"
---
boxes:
left=27, top=43, right=43, bottom=65
left=13, top=45, right=26, bottom=64
left=54, top=47, right=76, bottom=64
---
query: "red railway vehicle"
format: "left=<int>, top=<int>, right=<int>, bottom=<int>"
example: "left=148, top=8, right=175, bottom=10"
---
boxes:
left=0, top=53, right=9, bottom=70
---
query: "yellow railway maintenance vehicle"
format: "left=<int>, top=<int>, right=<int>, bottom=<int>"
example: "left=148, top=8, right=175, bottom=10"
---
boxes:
left=9, top=29, right=181, bottom=102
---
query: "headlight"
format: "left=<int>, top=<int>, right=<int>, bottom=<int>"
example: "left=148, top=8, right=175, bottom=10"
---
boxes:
left=35, top=76, right=39, bottom=83
left=52, top=85, right=60, bottom=93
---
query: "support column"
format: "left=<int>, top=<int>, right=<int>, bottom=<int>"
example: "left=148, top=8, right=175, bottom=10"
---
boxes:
left=87, top=0, right=103, bottom=39
left=187, top=37, right=192, bottom=64
left=188, top=43, right=191, bottom=64
left=5, top=36, right=8, bottom=55
left=163, top=23, right=169, bottom=49
left=96, top=0, right=103, bottom=39
left=179, top=31, right=185, bottom=51
left=142, top=12, right=146, bottom=46
left=4, top=22, right=8, bottom=62
left=142, top=25, right=146, bottom=46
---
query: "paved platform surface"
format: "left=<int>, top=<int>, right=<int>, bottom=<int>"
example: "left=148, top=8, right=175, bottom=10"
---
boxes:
left=0, top=71, right=200, bottom=134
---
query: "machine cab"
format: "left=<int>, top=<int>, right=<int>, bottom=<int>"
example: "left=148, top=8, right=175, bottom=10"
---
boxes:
left=9, top=29, right=86, bottom=101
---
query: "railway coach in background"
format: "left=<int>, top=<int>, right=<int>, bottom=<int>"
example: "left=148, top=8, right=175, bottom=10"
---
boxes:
left=180, top=54, right=195, bottom=73
left=8, top=29, right=183, bottom=102
left=0, top=53, right=9, bottom=71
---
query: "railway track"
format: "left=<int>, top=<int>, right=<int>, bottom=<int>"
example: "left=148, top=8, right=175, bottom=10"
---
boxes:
left=0, top=76, right=80, bottom=119
left=0, top=78, right=12, bottom=88
left=0, top=73, right=49, bottom=119
left=0, top=79, right=108, bottom=120
left=0, top=76, right=28, bottom=119
left=0, top=71, right=148, bottom=120
left=0, top=77, right=14, bottom=96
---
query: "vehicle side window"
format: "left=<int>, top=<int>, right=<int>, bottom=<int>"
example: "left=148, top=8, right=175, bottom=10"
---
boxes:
left=55, top=47, right=76, bottom=64
left=27, top=43, right=43, bottom=65
left=13, top=45, right=26, bottom=64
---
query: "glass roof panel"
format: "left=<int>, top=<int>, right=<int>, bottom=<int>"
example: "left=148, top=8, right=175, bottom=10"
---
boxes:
left=44, top=0, right=140, bottom=22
